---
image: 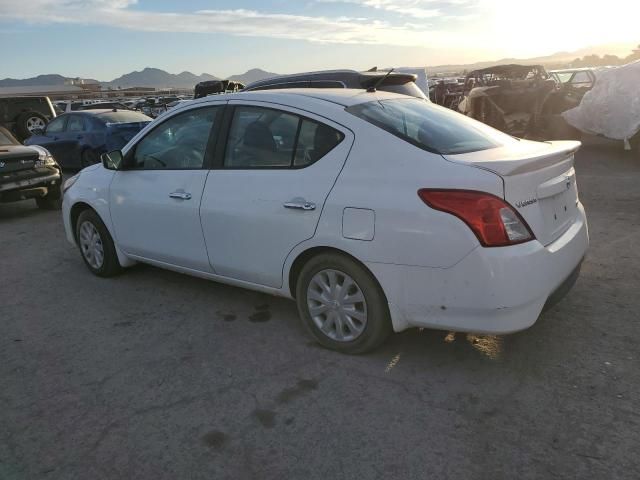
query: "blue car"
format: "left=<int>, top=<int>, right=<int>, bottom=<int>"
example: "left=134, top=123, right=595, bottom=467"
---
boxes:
left=25, top=109, right=152, bottom=169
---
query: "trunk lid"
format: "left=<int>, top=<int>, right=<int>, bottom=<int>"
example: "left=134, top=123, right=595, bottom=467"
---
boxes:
left=0, top=146, right=39, bottom=174
left=443, top=140, right=581, bottom=246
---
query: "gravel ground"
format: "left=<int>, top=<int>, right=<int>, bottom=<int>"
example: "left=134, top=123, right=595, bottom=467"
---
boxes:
left=1, top=136, right=638, bottom=480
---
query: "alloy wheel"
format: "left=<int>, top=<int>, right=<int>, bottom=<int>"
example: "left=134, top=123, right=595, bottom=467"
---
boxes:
left=26, top=117, right=46, bottom=133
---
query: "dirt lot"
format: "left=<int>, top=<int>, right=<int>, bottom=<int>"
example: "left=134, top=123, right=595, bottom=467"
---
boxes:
left=1, top=137, right=639, bottom=480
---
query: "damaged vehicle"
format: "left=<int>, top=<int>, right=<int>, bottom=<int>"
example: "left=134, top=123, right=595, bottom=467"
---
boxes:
left=456, top=64, right=582, bottom=140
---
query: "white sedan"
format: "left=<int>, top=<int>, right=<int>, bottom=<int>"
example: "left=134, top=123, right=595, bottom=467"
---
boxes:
left=62, top=89, right=588, bottom=353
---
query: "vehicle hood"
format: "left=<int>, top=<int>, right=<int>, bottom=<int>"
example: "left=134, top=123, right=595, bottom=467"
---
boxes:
left=0, top=144, right=40, bottom=160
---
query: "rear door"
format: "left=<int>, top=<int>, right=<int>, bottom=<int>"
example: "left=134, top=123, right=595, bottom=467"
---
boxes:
left=200, top=101, right=353, bottom=288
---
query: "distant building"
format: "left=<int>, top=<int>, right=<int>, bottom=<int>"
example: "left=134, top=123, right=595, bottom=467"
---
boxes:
left=0, top=84, right=86, bottom=98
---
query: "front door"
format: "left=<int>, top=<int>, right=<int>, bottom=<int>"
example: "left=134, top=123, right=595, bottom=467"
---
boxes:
left=31, top=116, right=68, bottom=164
left=109, top=104, right=224, bottom=272
left=200, top=101, right=353, bottom=288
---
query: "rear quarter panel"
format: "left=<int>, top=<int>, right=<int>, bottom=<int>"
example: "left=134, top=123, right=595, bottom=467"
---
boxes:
left=285, top=116, right=505, bottom=274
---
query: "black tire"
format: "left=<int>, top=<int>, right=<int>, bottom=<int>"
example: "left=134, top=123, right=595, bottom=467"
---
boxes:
left=295, top=252, right=392, bottom=354
left=75, top=209, right=122, bottom=277
left=35, top=184, right=62, bottom=210
left=16, top=111, right=48, bottom=140
left=81, top=149, right=100, bottom=168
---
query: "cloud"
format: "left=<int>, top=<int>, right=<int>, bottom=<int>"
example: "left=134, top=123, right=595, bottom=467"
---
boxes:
left=0, top=0, right=470, bottom=47
left=317, top=0, right=472, bottom=19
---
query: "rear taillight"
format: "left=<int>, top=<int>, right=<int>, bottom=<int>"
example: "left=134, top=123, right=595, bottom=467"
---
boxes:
left=417, top=189, right=534, bottom=247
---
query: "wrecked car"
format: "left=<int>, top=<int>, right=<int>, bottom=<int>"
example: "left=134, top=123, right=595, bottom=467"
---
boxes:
left=457, top=64, right=582, bottom=140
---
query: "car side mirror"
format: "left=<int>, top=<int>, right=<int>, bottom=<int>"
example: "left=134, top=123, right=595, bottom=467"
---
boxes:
left=101, top=150, right=124, bottom=170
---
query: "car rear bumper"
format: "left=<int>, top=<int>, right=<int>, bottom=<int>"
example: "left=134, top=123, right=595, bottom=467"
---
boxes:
left=368, top=203, right=589, bottom=334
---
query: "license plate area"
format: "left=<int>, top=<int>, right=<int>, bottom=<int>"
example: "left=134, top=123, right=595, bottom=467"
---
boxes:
left=539, top=174, right=578, bottom=244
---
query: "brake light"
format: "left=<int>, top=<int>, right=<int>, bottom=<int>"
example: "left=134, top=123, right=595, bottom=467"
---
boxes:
left=417, top=189, right=534, bottom=247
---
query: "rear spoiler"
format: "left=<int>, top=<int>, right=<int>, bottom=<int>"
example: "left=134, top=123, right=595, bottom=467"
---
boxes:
left=358, top=72, right=417, bottom=88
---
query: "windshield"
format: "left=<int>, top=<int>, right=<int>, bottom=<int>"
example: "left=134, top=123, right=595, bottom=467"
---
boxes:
left=553, top=72, right=573, bottom=83
left=98, top=111, right=152, bottom=123
left=346, top=98, right=518, bottom=155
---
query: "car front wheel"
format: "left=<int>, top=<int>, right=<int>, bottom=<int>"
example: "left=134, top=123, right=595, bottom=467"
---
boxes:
left=295, top=252, right=392, bottom=354
left=75, top=209, right=121, bottom=277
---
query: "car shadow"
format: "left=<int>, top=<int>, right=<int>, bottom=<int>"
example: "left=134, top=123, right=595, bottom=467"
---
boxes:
left=0, top=201, right=52, bottom=222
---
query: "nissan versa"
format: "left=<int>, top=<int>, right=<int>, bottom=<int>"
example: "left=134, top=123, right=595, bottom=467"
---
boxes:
left=61, top=89, right=588, bottom=353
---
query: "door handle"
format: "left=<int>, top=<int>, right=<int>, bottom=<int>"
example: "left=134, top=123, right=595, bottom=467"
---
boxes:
left=76, top=135, right=83, bottom=140
left=169, top=191, right=192, bottom=200
left=284, top=200, right=316, bottom=211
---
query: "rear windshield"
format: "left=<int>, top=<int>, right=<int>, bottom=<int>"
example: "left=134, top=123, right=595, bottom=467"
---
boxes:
left=97, top=111, right=152, bottom=124
left=346, top=98, right=518, bottom=155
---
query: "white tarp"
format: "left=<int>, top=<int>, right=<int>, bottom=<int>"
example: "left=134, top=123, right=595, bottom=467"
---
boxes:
left=563, top=60, right=640, bottom=140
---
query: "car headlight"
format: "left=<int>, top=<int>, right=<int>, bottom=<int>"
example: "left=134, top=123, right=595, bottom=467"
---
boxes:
left=63, top=174, right=80, bottom=194
left=30, top=145, right=57, bottom=167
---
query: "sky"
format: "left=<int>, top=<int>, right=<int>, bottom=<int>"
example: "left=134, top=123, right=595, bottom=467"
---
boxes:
left=1, top=0, right=638, bottom=81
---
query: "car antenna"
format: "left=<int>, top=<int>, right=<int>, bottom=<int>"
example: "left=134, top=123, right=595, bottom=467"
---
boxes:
left=367, top=68, right=394, bottom=93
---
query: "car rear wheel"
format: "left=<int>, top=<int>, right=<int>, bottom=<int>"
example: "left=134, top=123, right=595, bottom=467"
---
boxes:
left=16, top=111, right=48, bottom=139
left=75, top=209, right=121, bottom=277
left=295, top=252, right=392, bottom=354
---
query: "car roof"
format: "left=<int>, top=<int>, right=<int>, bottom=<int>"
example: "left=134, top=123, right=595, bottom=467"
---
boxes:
left=191, top=88, right=411, bottom=108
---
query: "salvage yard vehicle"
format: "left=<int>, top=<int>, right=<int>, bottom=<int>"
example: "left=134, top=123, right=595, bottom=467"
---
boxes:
left=62, top=89, right=588, bottom=353
left=25, top=109, right=152, bottom=169
left=549, top=68, right=596, bottom=94
left=455, top=64, right=584, bottom=140
left=0, top=126, right=62, bottom=209
left=243, top=69, right=428, bottom=100
left=194, top=80, right=245, bottom=99
left=0, top=96, right=57, bottom=141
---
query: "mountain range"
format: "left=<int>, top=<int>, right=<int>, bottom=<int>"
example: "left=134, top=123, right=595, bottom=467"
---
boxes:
left=1, top=43, right=635, bottom=89
left=0, top=67, right=279, bottom=90
left=426, top=42, right=636, bottom=74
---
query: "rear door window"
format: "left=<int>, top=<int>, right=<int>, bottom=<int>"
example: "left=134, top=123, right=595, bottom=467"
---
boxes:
left=294, top=119, right=344, bottom=167
left=67, top=115, right=86, bottom=132
left=346, top=98, right=517, bottom=155
left=223, top=106, right=344, bottom=169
